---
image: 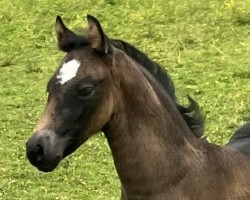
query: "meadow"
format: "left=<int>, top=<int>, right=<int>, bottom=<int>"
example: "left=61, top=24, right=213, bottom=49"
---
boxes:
left=0, top=0, right=250, bottom=199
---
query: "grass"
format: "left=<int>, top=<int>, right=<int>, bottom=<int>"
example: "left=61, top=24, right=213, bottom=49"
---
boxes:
left=0, top=0, right=250, bottom=199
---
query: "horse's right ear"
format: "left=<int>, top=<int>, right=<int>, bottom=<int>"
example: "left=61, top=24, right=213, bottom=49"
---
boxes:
left=86, top=15, right=112, bottom=54
left=55, top=16, right=78, bottom=52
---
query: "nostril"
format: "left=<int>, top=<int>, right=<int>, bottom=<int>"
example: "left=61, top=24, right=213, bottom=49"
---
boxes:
left=35, top=144, right=44, bottom=163
left=26, top=143, right=45, bottom=166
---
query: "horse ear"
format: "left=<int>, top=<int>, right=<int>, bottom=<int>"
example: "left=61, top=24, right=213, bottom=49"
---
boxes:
left=55, top=16, right=79, bottom=52
left=86, top=15, right=111, bottom=54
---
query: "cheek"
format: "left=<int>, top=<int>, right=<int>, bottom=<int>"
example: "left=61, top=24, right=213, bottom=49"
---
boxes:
left=82, top=91, right=115, bottom=134
left=55, top=95, right=101, bottom=133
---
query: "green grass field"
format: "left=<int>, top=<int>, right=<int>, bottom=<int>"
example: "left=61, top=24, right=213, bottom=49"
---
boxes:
left=0, top=0, right=250, bottom=199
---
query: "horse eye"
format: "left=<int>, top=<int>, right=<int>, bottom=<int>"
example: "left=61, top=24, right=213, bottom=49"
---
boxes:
left=79, top=87, right=94, bottom=97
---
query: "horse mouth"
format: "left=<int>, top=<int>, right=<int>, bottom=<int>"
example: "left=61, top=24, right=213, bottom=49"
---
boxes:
left=26, top=143, right=62, bottom=172
left=36, top=156, right=62, bottom=172
left=26, top=150, right=62, bottom=173
left=35, top=139, right=86, bottom=172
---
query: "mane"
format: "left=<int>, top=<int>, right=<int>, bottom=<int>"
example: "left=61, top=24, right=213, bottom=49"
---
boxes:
left=110, top=39, right=204, bottom=138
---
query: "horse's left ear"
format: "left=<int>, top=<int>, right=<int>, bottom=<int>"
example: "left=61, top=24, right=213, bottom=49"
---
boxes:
left=55, top=16, right=79, bottom=52
left=86, top=15, right=111, bottom=54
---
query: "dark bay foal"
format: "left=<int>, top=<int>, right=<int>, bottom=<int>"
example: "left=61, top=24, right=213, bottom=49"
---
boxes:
left=26, top=15, right=250, bottom=199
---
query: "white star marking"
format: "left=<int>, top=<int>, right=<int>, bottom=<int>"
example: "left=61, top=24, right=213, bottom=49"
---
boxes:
left=57, top=59, right=81, bottom=85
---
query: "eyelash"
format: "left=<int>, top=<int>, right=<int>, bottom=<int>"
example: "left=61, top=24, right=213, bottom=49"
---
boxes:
left=79, top=86, right=94, bottom=97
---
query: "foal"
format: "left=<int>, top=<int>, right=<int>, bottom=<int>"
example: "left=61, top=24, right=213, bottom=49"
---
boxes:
left=26, top=15, right=250, bottom=199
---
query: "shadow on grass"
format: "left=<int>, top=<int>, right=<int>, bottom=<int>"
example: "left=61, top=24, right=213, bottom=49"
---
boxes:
left=234, top=14, right=250, bottom=26
left=0, top=57, right=14, bottom=67
left=233, top=71, right=250, bottom=79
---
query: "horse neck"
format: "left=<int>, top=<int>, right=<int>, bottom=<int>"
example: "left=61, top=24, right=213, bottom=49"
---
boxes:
left=103, top=51, right=199, bottom=195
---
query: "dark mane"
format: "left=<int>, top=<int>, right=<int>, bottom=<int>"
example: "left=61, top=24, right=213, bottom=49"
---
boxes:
left=56, top=31, right=204, bottom=138
left=111, top=39, right=176, bottom=100
left=110, top=39, right=204, bottom=138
